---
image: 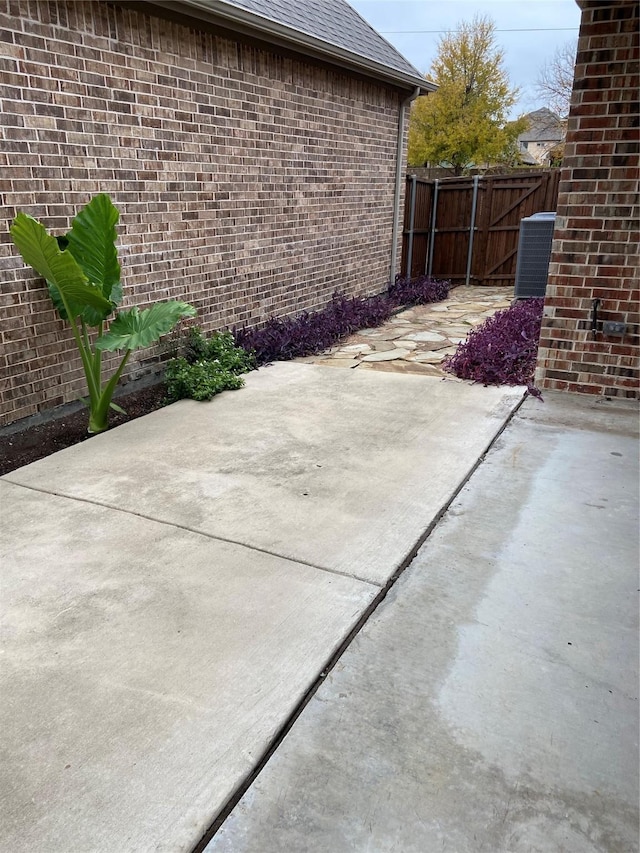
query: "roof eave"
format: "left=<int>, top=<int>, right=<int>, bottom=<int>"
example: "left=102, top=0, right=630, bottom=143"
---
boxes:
left=144, top=0, right=435, bottom=93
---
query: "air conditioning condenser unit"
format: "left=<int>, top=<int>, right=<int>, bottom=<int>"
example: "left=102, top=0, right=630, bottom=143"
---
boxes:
left=514, top=211, right=556, bottom=298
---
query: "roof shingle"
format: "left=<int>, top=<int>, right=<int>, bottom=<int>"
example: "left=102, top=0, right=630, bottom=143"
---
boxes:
left=163, top=0, right=431, bottom=89
left=219, top=0, right=423, bottom=78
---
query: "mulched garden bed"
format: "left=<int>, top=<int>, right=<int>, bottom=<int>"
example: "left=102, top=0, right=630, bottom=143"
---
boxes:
left=1, top=278, right=458, bottom=476
left=0, top=383, right=167, bottom=476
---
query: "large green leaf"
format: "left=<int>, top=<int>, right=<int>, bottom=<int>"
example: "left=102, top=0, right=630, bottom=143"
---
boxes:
left=49, top=237, right=86, bottom=321
left=96, top=301, right=197, bottom=352
left=67, top=194, right=121, bottom=302
left=66, top=194, right=121, bottom=326
left=46, top=280, right=84, bottom=322
left=10, top=213, right=113, bottom=316
left=80, top=299, right=116, bottom=329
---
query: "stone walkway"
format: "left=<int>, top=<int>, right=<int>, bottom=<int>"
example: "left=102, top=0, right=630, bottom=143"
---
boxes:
left=298, top=285, right=514, bottom=379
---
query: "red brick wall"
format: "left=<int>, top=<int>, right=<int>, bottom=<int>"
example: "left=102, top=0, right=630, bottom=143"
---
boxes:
left=536, top=0, right=639, bottom=397
left=0, top=1, right=407, bottom=425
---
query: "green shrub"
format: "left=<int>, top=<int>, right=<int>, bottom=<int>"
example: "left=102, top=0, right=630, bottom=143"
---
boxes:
left=165, top=328, right=255, bottom=402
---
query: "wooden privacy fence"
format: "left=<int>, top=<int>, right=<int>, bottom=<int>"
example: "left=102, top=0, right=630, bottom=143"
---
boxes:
left=401, top=170, right=561, bottom=287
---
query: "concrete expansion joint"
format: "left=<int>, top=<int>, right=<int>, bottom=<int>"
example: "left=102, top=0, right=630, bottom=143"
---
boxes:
left=1, top=477, right=381, bottom=588
left=0, top=365, right=535, bottom=853
left=198, top=393, right=640, bottom=853
left=193, top=391, right=530, bottom=852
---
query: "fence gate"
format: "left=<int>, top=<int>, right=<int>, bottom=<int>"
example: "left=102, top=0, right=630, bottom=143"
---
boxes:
left=401, top=170, right=561, bottom=287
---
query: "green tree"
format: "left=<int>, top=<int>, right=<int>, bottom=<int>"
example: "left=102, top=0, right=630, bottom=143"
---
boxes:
left=408, top=15, right=527, bottom=174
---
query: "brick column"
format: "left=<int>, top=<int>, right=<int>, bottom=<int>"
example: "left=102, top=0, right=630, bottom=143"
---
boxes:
left=536, top=0, right=639, bottom=397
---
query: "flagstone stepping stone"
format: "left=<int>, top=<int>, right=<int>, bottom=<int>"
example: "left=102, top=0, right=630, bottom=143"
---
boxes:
left=371, top=342, right=398, bottom=352
left=314, top=359, right=359, bottom=368
left=359, top=361, right=444, bottom=377
left=405, top=331, right=447, bottom=342
left=357, top=328, right=408, bottom=340
left=361, top=348, right=411, bottom=362
left=439, top=328, right=471, bottom=336
left=339, top=343, right=372, bottom=353
left=413, top=352, right=447, bottom=363
left=393, top=340, right=417, bottom=349
left=418, top=341, right=452, bottom=351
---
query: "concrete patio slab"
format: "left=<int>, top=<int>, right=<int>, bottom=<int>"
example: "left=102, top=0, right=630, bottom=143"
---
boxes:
left=206, top=393, right=639, bottom=853
left=0, top=480, right=377, bottom=853
left=4, top=363, right=524, bottom=586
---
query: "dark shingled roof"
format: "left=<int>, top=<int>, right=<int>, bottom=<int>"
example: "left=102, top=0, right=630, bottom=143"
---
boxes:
left=154, top=0, right=432, bottom=90
left=220, top=0, right=422, bottom=77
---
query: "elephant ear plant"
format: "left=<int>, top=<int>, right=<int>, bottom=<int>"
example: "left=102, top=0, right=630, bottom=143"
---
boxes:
left=10, top=194, right=196, bottom=433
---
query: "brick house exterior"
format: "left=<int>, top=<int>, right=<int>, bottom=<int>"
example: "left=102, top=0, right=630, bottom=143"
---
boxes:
left=0, top=0, right=431, bottom=426
left=536, top=0, right=639, bottom=397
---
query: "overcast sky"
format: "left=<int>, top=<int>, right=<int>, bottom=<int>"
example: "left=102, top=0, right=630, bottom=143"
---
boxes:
left=347, top=0, right=581, bottom=115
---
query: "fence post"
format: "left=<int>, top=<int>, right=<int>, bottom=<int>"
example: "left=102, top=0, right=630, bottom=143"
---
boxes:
left=474, top=176, right=493, bottom=287
left=426, top=179, right=439, bottom=277
left=465, top=175, right=480, bottom=286
left=406, top=175, right=417, bottom=279
left=546, top=170, right=560, bottom=209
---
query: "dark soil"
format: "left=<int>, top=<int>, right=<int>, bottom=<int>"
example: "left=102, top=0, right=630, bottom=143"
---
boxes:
left=0, top=384, right=168, bottom=476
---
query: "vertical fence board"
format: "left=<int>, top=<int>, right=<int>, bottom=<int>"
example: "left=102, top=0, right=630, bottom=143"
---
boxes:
left=431, top=178, right=472, bottom=282
left=401, top=178, right=433, bottom=279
